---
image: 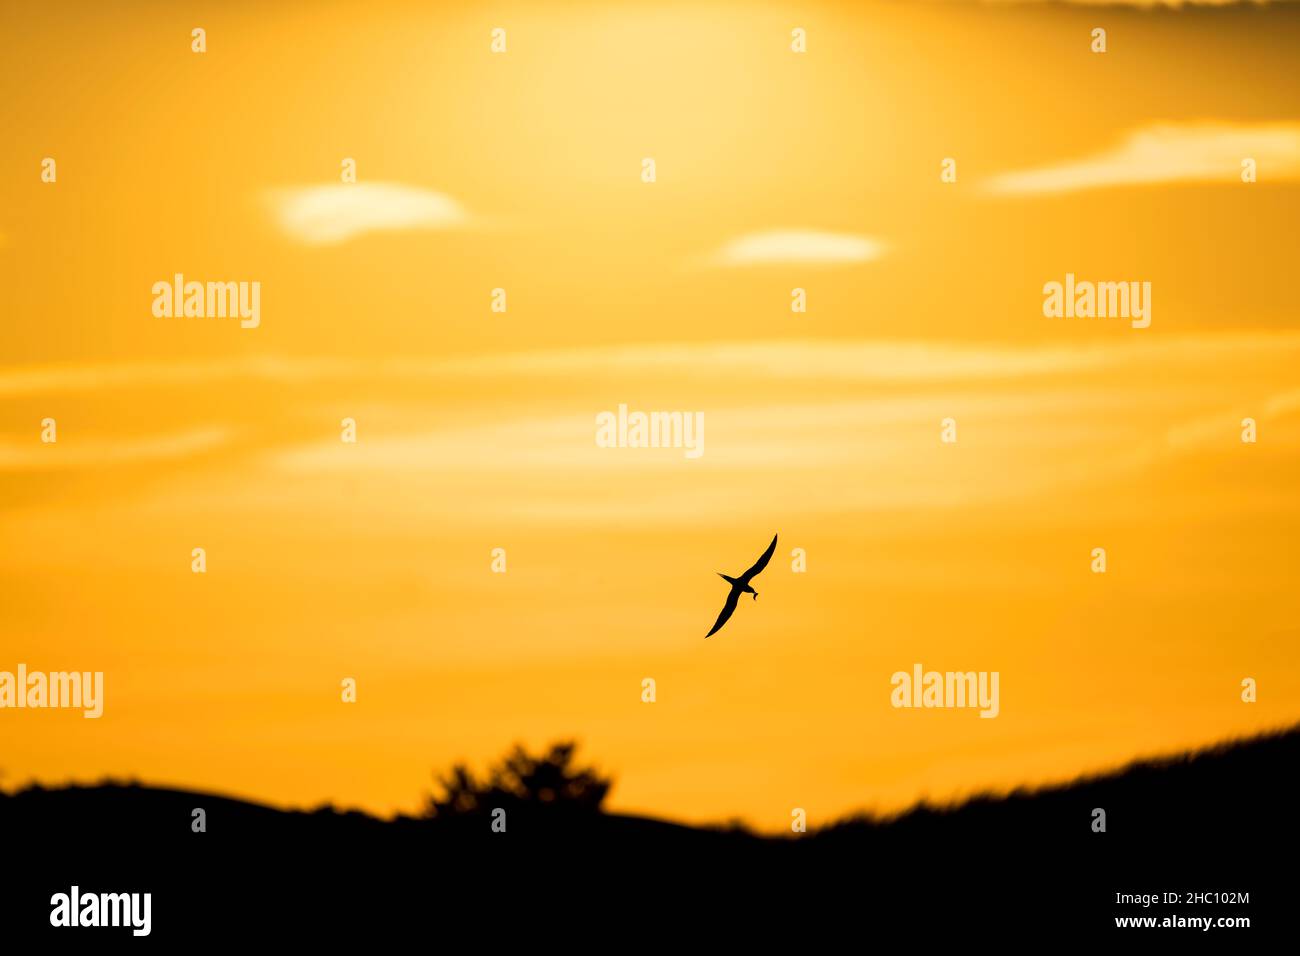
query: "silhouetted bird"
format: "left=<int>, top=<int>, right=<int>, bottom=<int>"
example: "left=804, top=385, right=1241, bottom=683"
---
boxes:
left=706, top=534, right=777, bottom=637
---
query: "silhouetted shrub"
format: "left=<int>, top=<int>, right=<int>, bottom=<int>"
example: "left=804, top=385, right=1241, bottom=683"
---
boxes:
left=425, top=741, right=611, bottom=820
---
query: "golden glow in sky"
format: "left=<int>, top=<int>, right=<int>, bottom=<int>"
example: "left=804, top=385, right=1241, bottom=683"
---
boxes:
left=2, top=0, right=1298, bottom=828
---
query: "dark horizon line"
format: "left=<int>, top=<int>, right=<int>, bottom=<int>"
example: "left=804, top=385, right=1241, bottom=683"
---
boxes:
left=4, top=719, right=1297, bottom=834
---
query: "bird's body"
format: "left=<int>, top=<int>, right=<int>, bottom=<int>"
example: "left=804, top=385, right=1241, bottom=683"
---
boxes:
left=706, top=534, right=777, bottom=638
left=717, top=573, right=755, bottom=594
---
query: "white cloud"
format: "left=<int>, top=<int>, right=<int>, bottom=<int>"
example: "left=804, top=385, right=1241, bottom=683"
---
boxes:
left=985, top=122, right=1300, bottom=195
left=266, top=182, right=468, bottom=244
left=708, top=229, right=887, bottom=266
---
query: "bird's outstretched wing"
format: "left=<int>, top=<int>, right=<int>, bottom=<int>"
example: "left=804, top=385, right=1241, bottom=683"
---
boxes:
left=741, top=533, right=779, bottom=582
left=706, top=588, right=741, bottom=638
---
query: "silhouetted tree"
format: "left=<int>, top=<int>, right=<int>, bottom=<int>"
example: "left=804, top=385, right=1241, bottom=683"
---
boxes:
left=426, top=741, right=611, bottom=820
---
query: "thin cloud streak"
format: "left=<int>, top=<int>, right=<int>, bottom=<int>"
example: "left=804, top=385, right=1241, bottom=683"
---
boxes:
left=984, top=122, right=1300, bottom=195
left=0, top=427, right=231, bottom=471
left=5, top=334, right=1300, bottom=398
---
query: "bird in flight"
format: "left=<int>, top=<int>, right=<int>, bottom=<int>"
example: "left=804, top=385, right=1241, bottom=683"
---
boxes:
left=706, top=533, right=778, bottom=638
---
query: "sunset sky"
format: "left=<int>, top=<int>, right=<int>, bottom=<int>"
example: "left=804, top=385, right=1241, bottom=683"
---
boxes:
left=2, top=0, right=1298, bottom=828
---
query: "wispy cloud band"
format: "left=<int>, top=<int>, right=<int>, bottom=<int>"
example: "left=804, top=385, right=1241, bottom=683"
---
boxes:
left=985, top=122, right=1300, bottom=195
left=5, top=334, right=1300, bottom=399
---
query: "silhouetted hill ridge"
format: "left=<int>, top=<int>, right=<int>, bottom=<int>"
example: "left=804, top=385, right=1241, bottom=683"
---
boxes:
left=2, top=725, right=1293, bottom=939
left=5, top=722, right=1295, bottom=841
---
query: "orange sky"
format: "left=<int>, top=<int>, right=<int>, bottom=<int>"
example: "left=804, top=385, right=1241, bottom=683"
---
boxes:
left=2, top=0, right=1299, bottom=829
